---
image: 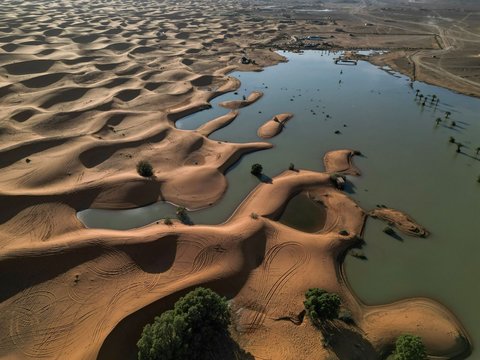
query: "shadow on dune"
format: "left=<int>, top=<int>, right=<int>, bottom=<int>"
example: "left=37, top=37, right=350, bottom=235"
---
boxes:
left=0, top=234, right=179, bottom=304
left=98, top=227, right=267, bottom=360
left=320, top=322, right=379, bottom=360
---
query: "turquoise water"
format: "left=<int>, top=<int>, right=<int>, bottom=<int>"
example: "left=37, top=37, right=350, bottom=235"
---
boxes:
left=78, top=51, right=480, bottom=355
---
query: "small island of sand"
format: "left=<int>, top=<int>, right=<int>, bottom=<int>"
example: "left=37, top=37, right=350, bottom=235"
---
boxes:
left=257, top=113, right=294, bottom=139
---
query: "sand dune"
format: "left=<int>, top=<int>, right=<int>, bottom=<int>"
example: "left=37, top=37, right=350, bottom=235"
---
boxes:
left=257, top=113, right=293, bottom=139
left=196, top=111, right=239, bottom=137
left=323, top=149, right=361, bottom=176
left=219, top=91, right=264, bottom=110
left=0, top=155, right=470, bottom=360
left=0, top=0, right=472, bottom=359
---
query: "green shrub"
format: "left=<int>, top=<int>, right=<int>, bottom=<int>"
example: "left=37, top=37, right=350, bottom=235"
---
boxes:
left=304, top=288, right=341, bottom=324
left=289, top=163, right=295, bottom=171
left=164, top=217, right=173, bottom=225
left=251, top=163, right=263, bottom=176
left=137, top=160, right=153, bottom=177
left=250, top=212, right=259, bottom=219
left=394, top=334, right=427, bottom=360
left=176, top=207, right=187, bottom=221
left=137, top=287, right=230, bottom=360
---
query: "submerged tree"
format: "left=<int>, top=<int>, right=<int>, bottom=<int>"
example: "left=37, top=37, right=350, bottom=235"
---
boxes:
left=456, top=143, right=463, bottom=153
left=251, top=163, right=263, bottom=177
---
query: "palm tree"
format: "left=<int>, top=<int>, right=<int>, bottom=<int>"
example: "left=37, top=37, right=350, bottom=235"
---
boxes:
left=450, top=121, right=456, bottom=128
left=415, top=89, right=420, bottom=97
left=456, top=143, right=463, bottom=153
left=476, top=147, right=480, bottom=156
left=435, top=118, right=441, bottom=126
left=449, top=136, right=456, bottom=143
left=431, top=94, right=437, bottom=103
left=445, top=111, right=451, bottom=119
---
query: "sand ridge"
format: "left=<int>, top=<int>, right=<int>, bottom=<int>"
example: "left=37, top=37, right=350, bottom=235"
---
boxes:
left=257, top=113, right=293, bottom=139
left=0, top=152, right=471, bottom=360
left=219, top=91, right=264, bottom=110
left=0, top=0, right=474, bottom=359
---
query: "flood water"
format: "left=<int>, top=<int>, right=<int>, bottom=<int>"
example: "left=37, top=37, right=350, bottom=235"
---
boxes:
left=78, top=51, right=480, bottom=355
left=278, top=193, right=326, bottom=232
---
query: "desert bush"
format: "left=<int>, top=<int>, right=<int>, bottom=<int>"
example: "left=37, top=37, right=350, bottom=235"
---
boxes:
left=137, top=160, right=153, bottom=177
left=304, top=288, right=341, bottom=324
left=176, top=207, right=187, bottom=221
left=393, top=334, right=427, bottom=360
left=137, top=287, right=230, bottom=360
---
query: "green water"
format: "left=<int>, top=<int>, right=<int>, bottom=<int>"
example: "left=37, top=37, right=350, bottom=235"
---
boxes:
left=78, top=51, right=480, bottom=355
left=278, top=193, right=327, bottom=232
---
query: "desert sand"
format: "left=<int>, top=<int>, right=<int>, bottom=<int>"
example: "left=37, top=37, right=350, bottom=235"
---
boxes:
left=219, top=91, right=264, bottom=110
left=257, top=113, right=293, bottom=139
left=0, top=0, right=475, bottom=359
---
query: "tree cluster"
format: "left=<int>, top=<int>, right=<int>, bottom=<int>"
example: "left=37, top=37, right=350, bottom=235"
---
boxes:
left=137, top=287, right=230, bottom=360
left=304, top=288, right=341, bottom=324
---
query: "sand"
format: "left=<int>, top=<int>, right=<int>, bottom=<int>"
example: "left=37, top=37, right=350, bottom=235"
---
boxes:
left=257, top=113, right=293, bottom=139
left=0, top=152, right=471, bottom=360
left=323, top=149, right=361, bottom=176
left=219, top=91, right=264, bottom=110
left=0, top=0, right=475, bottom=359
